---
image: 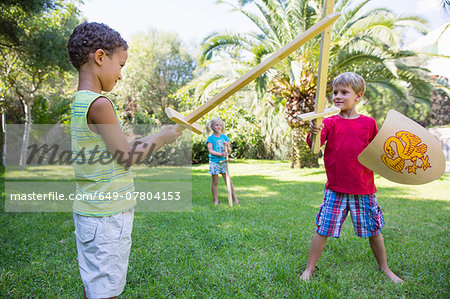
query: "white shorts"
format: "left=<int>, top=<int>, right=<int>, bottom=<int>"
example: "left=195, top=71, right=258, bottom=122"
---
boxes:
left=73, top=209, right=134, bottom=298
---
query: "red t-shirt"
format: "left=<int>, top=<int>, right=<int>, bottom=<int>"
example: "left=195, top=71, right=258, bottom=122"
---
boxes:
left=307, top=114, right=378, bottom=195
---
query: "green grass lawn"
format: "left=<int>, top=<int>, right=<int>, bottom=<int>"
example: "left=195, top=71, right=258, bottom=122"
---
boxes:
left=1, top=161, right=449, bottom=298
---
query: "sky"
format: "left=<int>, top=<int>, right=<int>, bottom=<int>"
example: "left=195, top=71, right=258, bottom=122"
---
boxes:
left=79, top=0, right=449, bottom=44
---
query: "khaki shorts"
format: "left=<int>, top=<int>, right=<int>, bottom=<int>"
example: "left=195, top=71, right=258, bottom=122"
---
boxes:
left=73, top=209, right=134, bottom=298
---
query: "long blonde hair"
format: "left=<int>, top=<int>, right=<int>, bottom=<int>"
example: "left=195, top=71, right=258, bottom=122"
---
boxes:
left=206, top=117, right=226, bottom=135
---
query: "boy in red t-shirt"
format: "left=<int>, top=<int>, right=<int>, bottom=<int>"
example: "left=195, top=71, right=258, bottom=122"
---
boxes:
left=300, top=72, right=403, bottom=283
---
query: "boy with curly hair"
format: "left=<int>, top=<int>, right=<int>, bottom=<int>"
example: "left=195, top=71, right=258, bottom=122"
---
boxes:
left=68, top=22, right=181, bottom=298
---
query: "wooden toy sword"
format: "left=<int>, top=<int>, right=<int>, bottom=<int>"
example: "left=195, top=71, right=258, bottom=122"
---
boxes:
left=220, top=158, right=234, bottom=207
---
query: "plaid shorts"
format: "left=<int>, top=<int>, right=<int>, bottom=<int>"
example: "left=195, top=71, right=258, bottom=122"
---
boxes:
left=316, top=188, right=384, bottom=238
left=209, top=161, right=226, bottom=175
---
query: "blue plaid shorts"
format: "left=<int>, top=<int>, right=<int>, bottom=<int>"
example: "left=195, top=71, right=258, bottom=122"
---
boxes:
left=316, top=188, right=384, bottom=238
left=209, top=161, right=226, bottom=175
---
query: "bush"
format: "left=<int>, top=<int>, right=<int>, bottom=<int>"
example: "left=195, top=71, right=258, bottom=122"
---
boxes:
left=192, top=138, right=209, bottom=164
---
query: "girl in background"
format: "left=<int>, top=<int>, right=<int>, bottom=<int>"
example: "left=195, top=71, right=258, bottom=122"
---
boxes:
left=206, top=117, right=239, bottom=205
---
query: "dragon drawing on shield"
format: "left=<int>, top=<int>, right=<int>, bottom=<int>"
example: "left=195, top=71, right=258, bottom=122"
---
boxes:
left=381, top=131, right=431, bottom=174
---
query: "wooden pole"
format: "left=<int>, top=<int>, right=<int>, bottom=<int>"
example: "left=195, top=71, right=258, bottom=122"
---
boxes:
left=220, top=159, right=233, bottom=207
left=225, top=160, right=233, bottom=207
left=310, top=0, right=335, bottom=154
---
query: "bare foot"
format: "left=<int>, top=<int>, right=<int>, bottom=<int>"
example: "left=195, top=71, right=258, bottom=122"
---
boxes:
left=382, top=268, right=404, bottom=284
left=214, top=200, right=219, bottom=205
left=299, top=270, right=312, bottom=282
left=233, top=198, right=240, bottom=205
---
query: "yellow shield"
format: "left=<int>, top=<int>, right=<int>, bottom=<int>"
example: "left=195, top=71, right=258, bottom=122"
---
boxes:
left=358, top=110, right=446, bottom=185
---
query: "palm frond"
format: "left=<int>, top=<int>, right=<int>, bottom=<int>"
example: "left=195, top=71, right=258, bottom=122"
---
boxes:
left=335, top=0, right=354, bottom=12
left=334, top=0, right=370, bottom=36
left=253, top=1, right=284, bottom=47
left=265, top=0, right=295, bottom=40
left=285, top=0, right=308, bottom=30
left=220, top=0, right=276, bottom=38
left=181, top=58, right=255, bottom=104
left=367, top=79, right=407, bottom=99
left=330, top=50, right=385, bottom=75
left=394, top=18, right=428, bottom=35
left=200, top=32, right=259, bottom=64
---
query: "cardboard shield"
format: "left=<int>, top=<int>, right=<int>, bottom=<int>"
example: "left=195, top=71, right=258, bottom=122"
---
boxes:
left=358, top=110, right=445, bottom=185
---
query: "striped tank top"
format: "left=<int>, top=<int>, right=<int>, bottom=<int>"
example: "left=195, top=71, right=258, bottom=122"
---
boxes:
left=71, top=90, right=136, bottom=216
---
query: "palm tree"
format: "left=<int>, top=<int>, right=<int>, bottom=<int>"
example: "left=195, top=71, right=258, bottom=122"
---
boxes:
left=191, top=0, right=432, bottom=168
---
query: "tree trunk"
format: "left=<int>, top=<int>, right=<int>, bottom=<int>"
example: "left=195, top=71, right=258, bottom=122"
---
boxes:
left=19, top=99, right=32, bottom=169
left=1, top=99, right=5, bottom=166
left=290, top=124, right=319, bottom=169
left=270, top=77, right=319, bottom=169
left=430, top=86, right=450, bottom=126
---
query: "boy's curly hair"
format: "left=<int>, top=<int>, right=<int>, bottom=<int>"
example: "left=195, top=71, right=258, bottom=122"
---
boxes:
left=67, top=22, right=128, bottom=70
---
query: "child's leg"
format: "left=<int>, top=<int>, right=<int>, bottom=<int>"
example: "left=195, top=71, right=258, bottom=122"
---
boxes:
left=301, top=189, right=347, bottom=281
left=221, top=173, right=239, bottom=204
left=300, top=232, right=328, bottom=281
left=369, top=234, right=404, bottom=283
left=211, top=175, right=219, bottom=204
left=349, top=194, right=403, bottom=283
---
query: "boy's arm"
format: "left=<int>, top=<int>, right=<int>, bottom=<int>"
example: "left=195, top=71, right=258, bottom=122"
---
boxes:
left=87, top=97, right=181, bottom=167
